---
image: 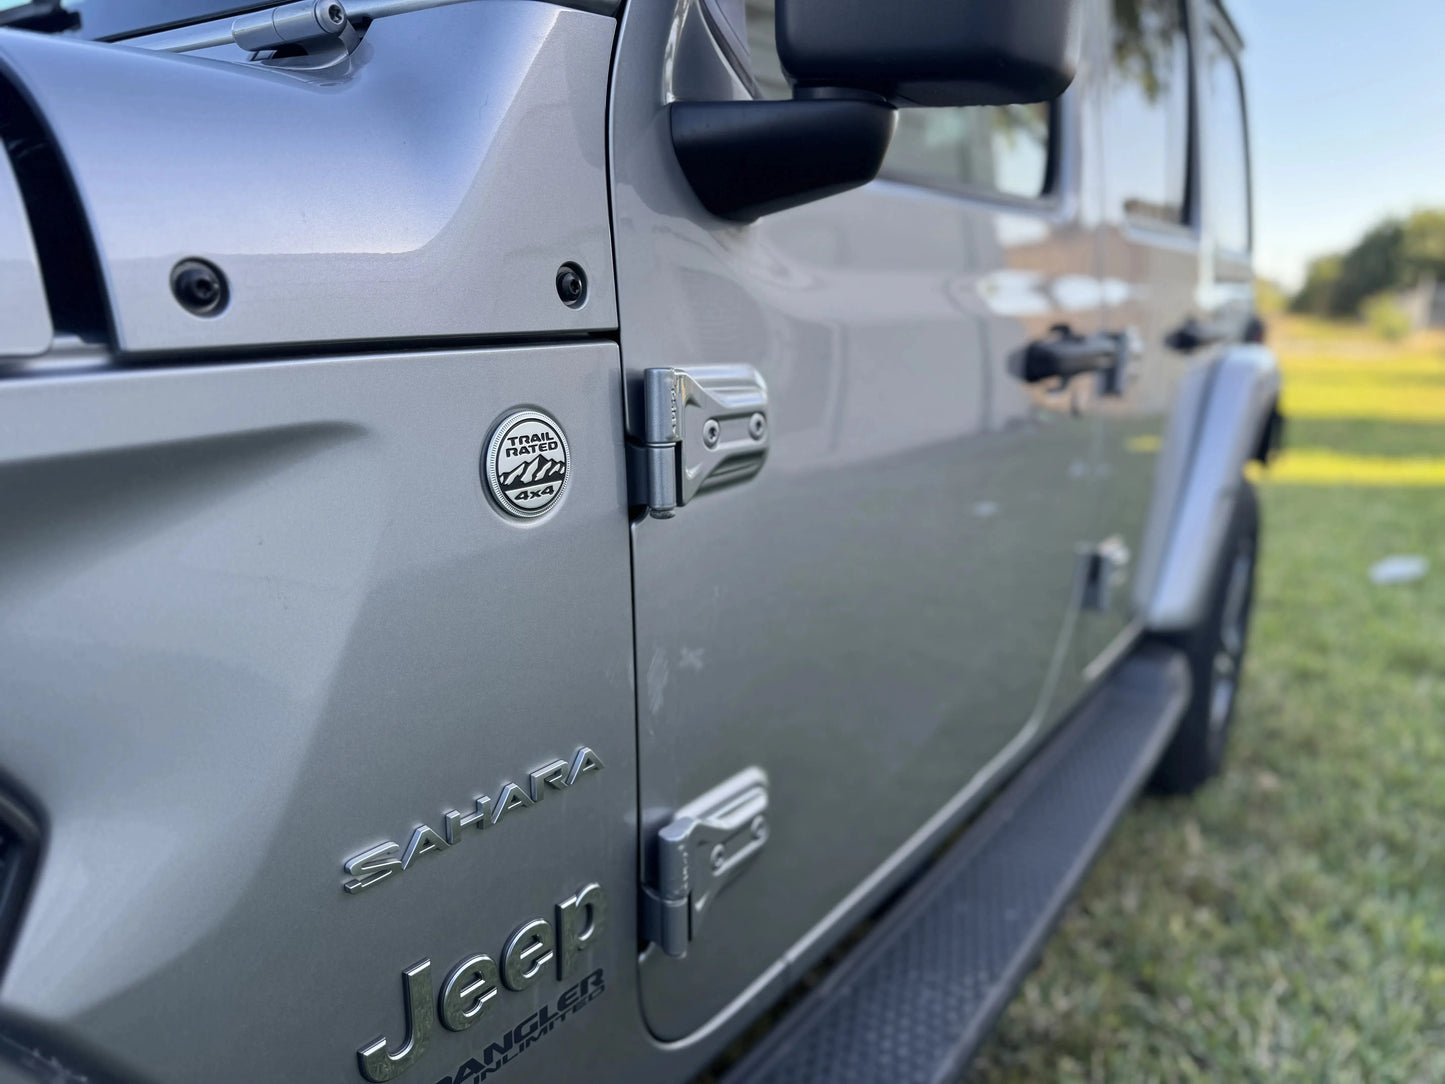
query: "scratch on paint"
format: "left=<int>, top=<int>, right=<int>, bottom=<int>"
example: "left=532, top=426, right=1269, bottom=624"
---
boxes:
left=647, top=647, right=669, bottom=715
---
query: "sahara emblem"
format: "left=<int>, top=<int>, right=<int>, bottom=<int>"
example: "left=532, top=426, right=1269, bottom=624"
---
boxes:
left=342, top=747, right=604, bottom=895
left=485, top=409, right=569, bottom=518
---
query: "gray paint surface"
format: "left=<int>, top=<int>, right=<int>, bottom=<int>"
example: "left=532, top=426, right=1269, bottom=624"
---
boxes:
left=0, top=149, right=50, bottom=359
left=0, top=343, right=639, bottom=1083
left=0, top=1, right=618, bottom=354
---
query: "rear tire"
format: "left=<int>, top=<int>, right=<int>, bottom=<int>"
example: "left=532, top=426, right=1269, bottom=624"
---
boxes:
left=1148, top=481, right=1259, bottom=795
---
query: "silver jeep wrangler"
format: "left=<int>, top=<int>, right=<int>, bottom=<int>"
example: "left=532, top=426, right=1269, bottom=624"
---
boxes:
left=0, top=0, right=1276, bottom=1080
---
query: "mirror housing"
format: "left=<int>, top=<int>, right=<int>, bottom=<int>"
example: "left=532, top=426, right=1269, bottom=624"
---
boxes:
left=777, top=0, right=1083, bottom=107
left=672, top=96, right=895, bottom=222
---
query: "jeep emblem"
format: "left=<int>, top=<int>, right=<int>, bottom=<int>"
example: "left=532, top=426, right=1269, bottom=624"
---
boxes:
left=484, top=409, right=569, bottom=518
left=356, top=883, right=608, bottom=1083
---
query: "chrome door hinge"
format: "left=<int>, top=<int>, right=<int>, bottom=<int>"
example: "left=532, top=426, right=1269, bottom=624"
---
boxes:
left=628, top=365, right=769, bottom=519
left=641, top=767, right=769, bottom=959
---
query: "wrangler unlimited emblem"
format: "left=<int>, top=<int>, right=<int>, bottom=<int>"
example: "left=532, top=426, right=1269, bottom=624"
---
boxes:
left=484, top=409, right=569, bottom=518
left=343, top=748, right=602, bottom=894
left=357, top=883, right=607, bottom=1083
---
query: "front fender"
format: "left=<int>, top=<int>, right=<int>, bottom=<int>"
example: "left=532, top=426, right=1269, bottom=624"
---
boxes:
left=1134, top=344, right=1280, bottom=632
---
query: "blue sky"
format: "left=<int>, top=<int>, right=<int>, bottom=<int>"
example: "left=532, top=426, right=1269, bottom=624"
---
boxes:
left=1233, top=1, right=1445, bottom=288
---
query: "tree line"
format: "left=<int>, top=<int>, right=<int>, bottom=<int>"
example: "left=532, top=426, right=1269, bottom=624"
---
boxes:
left=1292, top=210, right=1445, bottom=317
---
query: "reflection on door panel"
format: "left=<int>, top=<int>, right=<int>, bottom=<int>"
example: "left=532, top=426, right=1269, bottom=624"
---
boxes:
left=1076, top=0, right=1201, bottom=671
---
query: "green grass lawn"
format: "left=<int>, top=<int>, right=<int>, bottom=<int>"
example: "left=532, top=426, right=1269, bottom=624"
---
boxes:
left=969, top=387, right=1445, bottom=1079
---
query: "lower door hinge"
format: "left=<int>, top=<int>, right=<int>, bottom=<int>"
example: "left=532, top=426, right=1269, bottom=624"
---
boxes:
left=1080, top=535, right=1131, bottom=612
left=641, top=767, right=769, bottom=959
left=628, top=365, right=769, bottom=519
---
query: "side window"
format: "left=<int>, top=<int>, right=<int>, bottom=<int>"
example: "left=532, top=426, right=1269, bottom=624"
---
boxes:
left=740, top=0, right=1051, bottom=200
left=1104, top=0, right=1191, bottom=227
left=1205, top=31, right=1251, bottom=253
left=884, top=105, right=1050, bottom=200
left=743, top=0, right=789, bottom=99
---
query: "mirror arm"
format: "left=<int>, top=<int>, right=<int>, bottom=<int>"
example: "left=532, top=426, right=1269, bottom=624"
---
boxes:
left=670, top=92, right=895, bottom=223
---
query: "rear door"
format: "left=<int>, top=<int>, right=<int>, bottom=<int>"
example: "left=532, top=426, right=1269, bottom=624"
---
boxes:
left=611, top=0, right=1107, bottom=1040
left=1076, top=0, right=1203, bottom=671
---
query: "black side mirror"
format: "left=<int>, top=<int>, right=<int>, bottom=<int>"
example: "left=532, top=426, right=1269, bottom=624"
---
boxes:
left=778, top=0, right=1083, bottom=107
left=671, top=0, right=1082, bottom=222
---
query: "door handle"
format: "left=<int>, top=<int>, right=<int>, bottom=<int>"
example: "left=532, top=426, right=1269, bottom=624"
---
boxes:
left=1020, top=325, right=1121, bottom=384
left=1165, top=317, right=1228, bottom=353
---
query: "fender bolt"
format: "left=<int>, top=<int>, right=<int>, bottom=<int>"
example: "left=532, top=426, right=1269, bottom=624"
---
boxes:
left=751, top=815, right=768, bottom=841
left=710, top=844, right=727, bottom=871
left=556, top=262, right=587, bottom=308
left=171, top=259, right=228, bottom=317
left=748, top=413, right=766, bottom=440
left=702, top=419, right=721, bottom=448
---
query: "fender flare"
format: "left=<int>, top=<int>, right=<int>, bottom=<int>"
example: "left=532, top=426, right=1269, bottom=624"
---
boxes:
left=1133, top=344, right=1280, bottom=632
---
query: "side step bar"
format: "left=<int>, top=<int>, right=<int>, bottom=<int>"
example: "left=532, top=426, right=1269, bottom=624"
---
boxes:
left=724, top=644, right=1191, bottom=1084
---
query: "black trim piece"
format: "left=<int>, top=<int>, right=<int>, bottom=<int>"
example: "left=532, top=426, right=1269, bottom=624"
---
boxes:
left=0, top=2, right=81, bottom=34
left=112, top=327, right=619, bottom=368
left=1040, top=95, right=1063, bottom=200
left=722, top=645, right=1191, bottom=1084
left=670, top=95, right=894, bottom=222
left=0, top=789, right=40, bottom=977
left=1252, top=401, right=1283, bottom=464
left=0, top=72, right=111, bottom=344
left=1182, top=0, right=1202, bottom=233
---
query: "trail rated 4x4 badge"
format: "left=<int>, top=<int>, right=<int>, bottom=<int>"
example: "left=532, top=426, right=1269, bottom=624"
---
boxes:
left=485, top=410, right=569, bottom=518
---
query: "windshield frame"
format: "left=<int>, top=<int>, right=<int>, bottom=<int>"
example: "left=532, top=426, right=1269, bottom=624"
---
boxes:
left=24, top=1, right=274, bottom=41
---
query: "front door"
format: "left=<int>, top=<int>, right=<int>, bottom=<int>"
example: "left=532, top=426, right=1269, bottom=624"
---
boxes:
left=610, top=0, right=1107, bottom=1039
left=0, top=8, right=640, bottom=1083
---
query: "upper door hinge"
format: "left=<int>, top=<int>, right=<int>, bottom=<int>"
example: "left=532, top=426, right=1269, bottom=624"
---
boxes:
left=628, top=365, right=769, bottom=519
left=641, top=767, right=770, bottom=958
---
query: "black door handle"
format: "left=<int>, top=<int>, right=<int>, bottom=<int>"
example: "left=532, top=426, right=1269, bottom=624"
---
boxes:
left=1021, top=326, right=1121, bottom=383
left=1165, top=317, right=1228, bottom=353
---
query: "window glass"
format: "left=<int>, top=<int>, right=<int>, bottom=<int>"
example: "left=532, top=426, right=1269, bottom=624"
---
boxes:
left=1104, top=0, right=1190, bottom=226
left=8, top=1, right=260, bottom=40
left=744, top=0, right=790, bottom=99
left=741, top=0, right=1050, bottom=200
left=1206, top=33, right=1250, bottom=252
left=884, top=105, right=1050, bottom=199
